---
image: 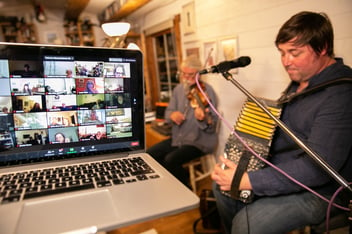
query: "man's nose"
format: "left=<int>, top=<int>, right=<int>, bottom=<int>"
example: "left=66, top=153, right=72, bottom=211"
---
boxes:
left=281, top=54, right=292, bottom=66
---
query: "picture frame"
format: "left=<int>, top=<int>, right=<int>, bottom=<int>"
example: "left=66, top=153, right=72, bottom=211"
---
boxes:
left=203, top=41, right=217, bottom=67
left=182, top=2, right=196, bottom=35
left=186, top=47, right=200, bottom=58
left=45, top=31, right=60, bottom=45
left=218, top=37, right=239, bottom=73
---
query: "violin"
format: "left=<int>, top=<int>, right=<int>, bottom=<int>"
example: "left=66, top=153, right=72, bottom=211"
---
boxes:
left=187, top=82, right=213, bottom=125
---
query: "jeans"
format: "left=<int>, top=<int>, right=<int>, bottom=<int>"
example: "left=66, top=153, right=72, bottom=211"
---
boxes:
left=147, top=138, right=204, bottom=185
left=212, top=182, right=332, bottom=234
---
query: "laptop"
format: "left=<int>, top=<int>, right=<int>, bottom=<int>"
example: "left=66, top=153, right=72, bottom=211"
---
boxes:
left=0, top=42, right=199, bottom=234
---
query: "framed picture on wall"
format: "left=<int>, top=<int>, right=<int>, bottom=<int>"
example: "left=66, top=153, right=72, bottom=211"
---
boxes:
left=182, top=2, right=196, bottom=35
left=186, top=47, right=200, bottom=58
left=45, top=31, right=60, bottom=45
left=219, top=37, right=239, bottom=73
left=203, top=41, right=217, bottom=67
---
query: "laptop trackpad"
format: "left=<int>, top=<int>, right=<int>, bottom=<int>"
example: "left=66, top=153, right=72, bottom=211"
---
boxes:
left=16, top=190, right=118, bottom=234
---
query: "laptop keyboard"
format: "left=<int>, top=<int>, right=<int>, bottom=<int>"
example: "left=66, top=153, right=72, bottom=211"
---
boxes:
left=0, top=156, right=160, bottom=205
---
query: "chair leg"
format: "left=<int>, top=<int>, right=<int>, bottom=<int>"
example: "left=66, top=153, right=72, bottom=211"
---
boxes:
left=184, top=155, right=216, bottom=194
left=188, top=164, right=196, bottom=193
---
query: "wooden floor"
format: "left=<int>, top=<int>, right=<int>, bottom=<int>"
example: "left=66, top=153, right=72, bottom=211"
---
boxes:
left=107, top=176, right=218, bottom=234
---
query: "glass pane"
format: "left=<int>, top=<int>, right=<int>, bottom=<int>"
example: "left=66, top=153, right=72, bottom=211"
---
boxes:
left=155, top=35, right=165, bottom=58
left=158, top=61, right=167, bottom=82
left=169, top=59, right=178, bottom=83
left=160, top=83, right=170, bottom=91
left=166, top=33, right=175, bottom=57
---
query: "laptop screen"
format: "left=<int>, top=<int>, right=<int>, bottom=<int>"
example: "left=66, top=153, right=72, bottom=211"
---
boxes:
left=0, top=43, right=145, bottom=166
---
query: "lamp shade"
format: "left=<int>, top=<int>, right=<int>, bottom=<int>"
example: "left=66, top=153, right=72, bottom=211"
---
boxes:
left=127, top=42, right=140, bottom=50
left=102, top=22, right=131, bottom=37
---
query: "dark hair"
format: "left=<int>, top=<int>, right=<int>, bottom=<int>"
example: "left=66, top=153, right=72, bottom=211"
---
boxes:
left=54, top=132, right=66, bottom=143
left=275, top=11, right=334, bottom=57
left=55, top=132, right=65, bottom=138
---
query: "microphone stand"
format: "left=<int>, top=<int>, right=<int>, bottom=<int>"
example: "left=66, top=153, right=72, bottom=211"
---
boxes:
left=220, top=71, right=352, bottom=227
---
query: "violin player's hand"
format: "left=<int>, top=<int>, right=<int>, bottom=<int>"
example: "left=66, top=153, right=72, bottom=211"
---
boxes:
left=194, top=107, right=205, bottom=121
left=170, top=111, right=185, bottom=125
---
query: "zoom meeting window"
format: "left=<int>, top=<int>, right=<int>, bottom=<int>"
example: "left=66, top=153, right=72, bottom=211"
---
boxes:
left=0, top=50, right=137, bottom=158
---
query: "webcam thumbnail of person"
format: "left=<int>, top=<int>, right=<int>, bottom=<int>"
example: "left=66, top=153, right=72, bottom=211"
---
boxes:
left=46, top=94, right=77, bottom=111
left=48, top=127, right=79, bottom=144
left=47, top=111, right=77, bottom=128
left=14, top=112, right=47, bottom=130
left=10, top=78, right=45, bottom=95
left=104, top=62, right=131, bottom=78
left=77, top=109, right=105, bottom=126
left=15, top=129, right=48, bottom=147
left=106, top=122, right=132, bottom=139
left=12, top=95, right=45, bottom=113
left=75, top=78, right=104, bottom=94
left=76, top=93, right=105, bottom=110
left=75, top=61, right=103, bottom=78
left=104, top=93, right=131, bottom=109
left=78, top=125, right=107, bottom=141
left=9, top=60, right=41, bottom=78
left=0, top=96, right=12, bottom=113
left=44, top=78, right=76, bottom=95
left=104, top=78, right=124, bottom=93
left=105, top=108, right=131, bottom=124
left=43, top=60, right=75, bottom=78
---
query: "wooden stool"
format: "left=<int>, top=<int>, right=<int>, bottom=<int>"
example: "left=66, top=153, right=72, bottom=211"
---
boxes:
left=183, top=153, right=216, bottom=193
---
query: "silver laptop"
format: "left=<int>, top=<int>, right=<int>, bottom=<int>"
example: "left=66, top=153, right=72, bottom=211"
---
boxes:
left=0, top=42, right=199, bottom=234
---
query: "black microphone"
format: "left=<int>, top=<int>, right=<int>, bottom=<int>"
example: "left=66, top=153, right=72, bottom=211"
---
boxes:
left=199, top=56, right=251, bottom=74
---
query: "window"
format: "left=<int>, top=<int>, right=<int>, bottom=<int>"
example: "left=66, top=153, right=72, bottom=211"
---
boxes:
left=154, top=30, right=178, bottom=102
left=144, top=15, right=182, bottom=110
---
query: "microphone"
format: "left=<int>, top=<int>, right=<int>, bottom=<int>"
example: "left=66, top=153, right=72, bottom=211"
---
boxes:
left=199, top=56, right=251, bottom=74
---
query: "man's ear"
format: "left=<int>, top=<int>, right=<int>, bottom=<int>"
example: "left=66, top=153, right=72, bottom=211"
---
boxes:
left=320, top=45, right=328, bottom=56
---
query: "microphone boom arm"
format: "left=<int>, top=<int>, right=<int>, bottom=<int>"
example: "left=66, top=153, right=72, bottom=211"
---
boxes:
left=221, top=71, right=352, bottom=193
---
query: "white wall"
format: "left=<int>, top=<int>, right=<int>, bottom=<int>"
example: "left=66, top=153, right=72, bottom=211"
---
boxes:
left=130, top=0, right=352, bottom=156
left=0, top=4, right=106, bottom=47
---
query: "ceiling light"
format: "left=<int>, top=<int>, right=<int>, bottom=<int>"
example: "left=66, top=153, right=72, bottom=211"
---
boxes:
left=101, top=22, right=131, bottom=37
left=127, top=43, right=140, bottom=50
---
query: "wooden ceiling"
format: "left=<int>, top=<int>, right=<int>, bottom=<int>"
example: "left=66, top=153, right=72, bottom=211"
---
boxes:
left=65, top=0, right=90, bottom=21
left=64, top=0, right=152, bottom=21
left=105, top=0, right=151, bottom=22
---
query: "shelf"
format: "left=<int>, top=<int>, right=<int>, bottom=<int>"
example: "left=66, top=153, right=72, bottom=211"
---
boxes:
left=0, top=22, right=37, bottom=43
left=64, top=20, right=95, bottom=46
left=18, top=23, right=38, bottom=43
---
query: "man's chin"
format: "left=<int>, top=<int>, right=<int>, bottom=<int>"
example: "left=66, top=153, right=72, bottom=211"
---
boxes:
left=287, top=73, right=299, bottom=81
